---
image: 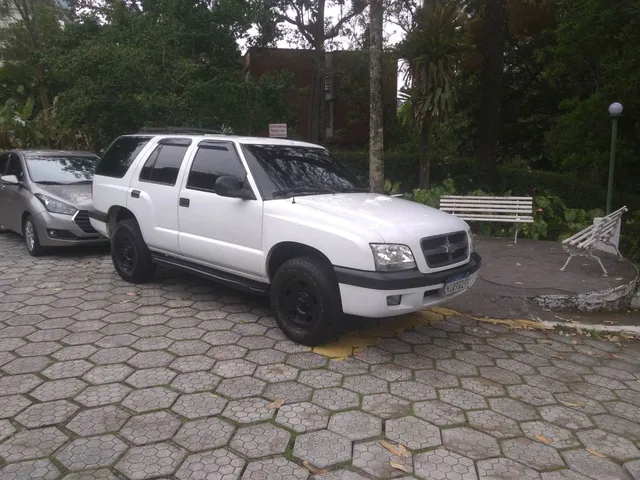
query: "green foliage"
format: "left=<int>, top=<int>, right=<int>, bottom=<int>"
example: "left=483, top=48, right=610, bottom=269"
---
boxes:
left=409, top=178, right=456, bottom=208
left=620, top=210, right=640, bottom=266
left=384, top=179, right=402, bottom=195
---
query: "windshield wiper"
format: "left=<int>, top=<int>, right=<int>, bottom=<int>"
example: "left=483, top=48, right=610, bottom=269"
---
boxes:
left=69, top=180, right=92, bottom=185
left=334, top=187, right=369, bottom=193
left=273, top=187, right=337, bottom=198
left=35, top=181, right=65, bottom=185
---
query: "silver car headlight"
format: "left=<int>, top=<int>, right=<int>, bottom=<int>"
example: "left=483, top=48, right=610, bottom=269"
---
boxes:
left=370, top=244, right=417, bottom=271
left=35, top=194, right=78, bottom=216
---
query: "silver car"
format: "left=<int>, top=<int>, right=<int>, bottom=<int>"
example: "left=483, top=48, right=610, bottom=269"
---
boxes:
left=0, top=150, right=108, bottom=256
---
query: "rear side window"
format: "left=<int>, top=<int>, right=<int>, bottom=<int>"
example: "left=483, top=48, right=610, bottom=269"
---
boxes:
left=139, top=140, right=190, bottom=186
left=186, top=142, right=245, bottom=192
left=96, top=136, right=150, bottom=178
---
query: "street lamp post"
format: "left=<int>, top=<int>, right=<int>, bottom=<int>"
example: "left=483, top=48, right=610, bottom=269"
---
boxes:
left=606, top=102, right=623, bottom=215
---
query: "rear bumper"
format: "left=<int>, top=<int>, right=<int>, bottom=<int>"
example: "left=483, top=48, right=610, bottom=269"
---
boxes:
left=335, top=253, right=481, bottom=318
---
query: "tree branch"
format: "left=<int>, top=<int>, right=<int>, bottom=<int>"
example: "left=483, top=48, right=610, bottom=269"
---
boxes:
left=326, top=2, right=369, bottom=39
left=277, top=4, right=315, bottom=45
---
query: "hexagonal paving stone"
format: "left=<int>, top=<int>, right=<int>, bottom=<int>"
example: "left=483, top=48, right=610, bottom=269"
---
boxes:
left=508, top=384, right=556, bottom=406
left=0, top=459, right=61, bottom=480
left=30, top=378, right=88, bottom=402
left=467, top=409, right=522, bottom=439
left=2, top=356, right=52, bottom=374
left=121, top=387, right=178, bottom=413
left=171, top=371, right=221, bottom=393
left=440, top=388, right=488, bottom=410
left=370, top=363, right=412, bottom=382
left=83, top=364, right=133, bottom=385
left=126, top=367, right=177, bottom=388
left=254, top=363, right=300, bottom=382
left=624, top=460, right=640, bottom=480
left=89, top=347, right=136, bottom=365
left=414, top=400, right=465, bottom=426
left=415, top=369, right=460, bottom=388
left=222, top=397, right=275, bottom=424
left=242, top=457, right=308, bottom=480
left=264, top=381, right=313, bottom=404
left=501, top=437, right=566, bottom=470
left=521, top=421, right=580, bottom=448
left=176, top=449, right=245, bottom=480
left=62, top=469, right=118, bottom=480
left=0, top=373, right=42, bottom=394
left=352, top=440, right=412, bottom=479
left=539, top=405, right=593, bottom=430
left=361, top=393, right=411, bottom=419
left=386, top=416, right=441, bottom=450
left=480, top=367, right=522, bottom=385
left=603, top=401, right=640, bottom=422
left=74, top=383, right=132, bottom=407
left=231, top=423, right=291, bottom=458
left=0, top=426, right=68, bottom=462
left=275, top=401, right=330, bottom=433
left=561, top=449, right=632, bottom=480
left=293, top=430, right=351, bottom=468
left=120, top=410, right=182, bottom=445
left=174, top=417, right=235, bottom=451
left=0, top=394, right=31, bottom=418
left=66, top=406, right=130, bottom=436
left=413, top=448, right=477, bottom=480
left=42, top=359, right=93, bottom=379
left=56, top=434, right=128, bottom=471
left=312, top=387, right=360, bottom=411
left=172, top=392, right=228, bottom=419
left=576, top=429, right=640, bottom=461
left=16, top=400, right=79, bottom=428
left=217, top=376, right=266, bottom=399
left=171, top=354, right=216, bottom=373
left=442, top=427, right=501, bottom=460
left=593, top=414, right=640, bottom=441
left=213, top=359, right=258, bottom=378
left=116, top=442, right=185, bottom=480
left=328, top=411, right=381, bottom=441
left=460, top=377, right=506, bottom=397
left=489, top=398, right=539, bottom=422
left=477, top=457, right=541, bottom=480
left=245, top=348, right=287, bottom=365
left=343, top=375, right=388, bottom=394
left=0, top=419, right=15, bottom=442
left=299, top=369, right=343, bottom=387
left=390, top=380, right=437, bottom=401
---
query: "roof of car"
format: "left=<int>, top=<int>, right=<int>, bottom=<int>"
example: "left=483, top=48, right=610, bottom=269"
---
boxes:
left=16, top=150, right=99, bottom=158
left=124, top=134, right=324, bottom=149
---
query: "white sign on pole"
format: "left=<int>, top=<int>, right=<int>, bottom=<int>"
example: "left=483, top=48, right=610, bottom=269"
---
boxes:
left=269, top=124, right=287, bottom=138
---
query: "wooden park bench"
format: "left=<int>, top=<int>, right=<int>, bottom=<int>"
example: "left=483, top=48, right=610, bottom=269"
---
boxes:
left=560, top=206, right=628, bottom=277
left=439, top=195, right=534, bottom=244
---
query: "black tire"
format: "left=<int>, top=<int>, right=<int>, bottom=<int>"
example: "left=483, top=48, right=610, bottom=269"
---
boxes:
left=111, top=218, right=156, bottom=283
left=270, top=256, right=343, bottom=346
left=23, top=215, right=44, bottom=257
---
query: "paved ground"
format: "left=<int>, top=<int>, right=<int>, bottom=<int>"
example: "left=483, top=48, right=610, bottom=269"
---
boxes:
left=0, top=232, right=639, bottom=480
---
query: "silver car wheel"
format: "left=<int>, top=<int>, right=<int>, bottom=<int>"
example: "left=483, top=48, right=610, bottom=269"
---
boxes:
left=25, top=221, right=35, bottom=251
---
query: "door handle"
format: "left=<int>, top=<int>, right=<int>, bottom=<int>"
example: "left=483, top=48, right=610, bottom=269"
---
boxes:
left=179, top=197, right=190, bottom=207
left=131, top=190, right=140, bottom=198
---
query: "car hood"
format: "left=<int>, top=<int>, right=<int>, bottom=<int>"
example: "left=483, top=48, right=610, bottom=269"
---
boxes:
left=33, top=183, right=93, bottom=209
left=294, top=193, right=469, bottom=242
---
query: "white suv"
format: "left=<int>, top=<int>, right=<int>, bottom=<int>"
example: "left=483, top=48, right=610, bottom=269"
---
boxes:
left=90, top=129, right=481, bottom=345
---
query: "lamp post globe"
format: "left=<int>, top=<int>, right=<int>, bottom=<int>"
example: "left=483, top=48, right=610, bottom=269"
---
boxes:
left=609, top=102, right=623, bottom=117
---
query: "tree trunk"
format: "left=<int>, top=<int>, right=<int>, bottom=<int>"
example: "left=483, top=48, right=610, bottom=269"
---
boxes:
left=369, top=0, right=384, bottom=193
left=476, top=0, right=507, bottom=188
left=308, top=0, right=326, bottom=144
left=419, top=122, right=430, bottom=188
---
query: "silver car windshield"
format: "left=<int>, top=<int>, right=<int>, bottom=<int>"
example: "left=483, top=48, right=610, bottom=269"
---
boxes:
left=25, top=155, right=99, bottom=184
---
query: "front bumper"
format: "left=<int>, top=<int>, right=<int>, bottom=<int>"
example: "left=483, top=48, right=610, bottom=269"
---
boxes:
left=335, top=252, right=481, bottom=317
left=33, top=211, right=108, bottom=247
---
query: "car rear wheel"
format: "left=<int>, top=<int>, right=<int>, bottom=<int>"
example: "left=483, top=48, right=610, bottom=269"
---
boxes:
left=23, top=215, right=44, bottom=257
left=111, top=218, right=156, bottom=283
left=271, top=256, right=342, bottom=346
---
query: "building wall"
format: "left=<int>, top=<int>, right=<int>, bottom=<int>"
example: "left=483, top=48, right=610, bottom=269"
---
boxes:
left=244, top=47, right=397, bottom=147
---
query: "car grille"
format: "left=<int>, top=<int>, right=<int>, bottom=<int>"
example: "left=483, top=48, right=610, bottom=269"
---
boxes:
left=421, top=231, right=469, bottom=268
left=74, top=210, right=98, bottom=234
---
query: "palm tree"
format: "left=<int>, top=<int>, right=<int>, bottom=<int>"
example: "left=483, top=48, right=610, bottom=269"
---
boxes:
left=398, top=0, right=468, bottom=188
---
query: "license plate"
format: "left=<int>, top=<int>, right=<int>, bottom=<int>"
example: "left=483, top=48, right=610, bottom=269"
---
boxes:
left=444, top=274, right=469, bottom=295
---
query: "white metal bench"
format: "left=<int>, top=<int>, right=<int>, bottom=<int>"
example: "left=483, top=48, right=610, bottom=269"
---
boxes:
left=560, top=206, right=628, bottom=277
left=440, top=195, right=534, bottom=243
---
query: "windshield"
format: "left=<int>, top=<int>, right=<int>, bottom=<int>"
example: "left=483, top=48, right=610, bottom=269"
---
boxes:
left=241, top=144, right=364, bottom=200
left=25, top=155, right=99, bottom=184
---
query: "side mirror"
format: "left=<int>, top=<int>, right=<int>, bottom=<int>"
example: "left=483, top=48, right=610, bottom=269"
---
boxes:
left=0, top=175, right=19, bottom=185
left=214, top=175, right=256, bottom=200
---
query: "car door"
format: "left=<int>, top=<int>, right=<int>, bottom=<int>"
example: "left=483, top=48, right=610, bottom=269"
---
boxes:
left=0, top=152, right=10, bottom=228
left=178, top=140, right=264, bottom=280
left=126, top=138, right=193, bottom=254
left=2, top=153, right=28, bottom=233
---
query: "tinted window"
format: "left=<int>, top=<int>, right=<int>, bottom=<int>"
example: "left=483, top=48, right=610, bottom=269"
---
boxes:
left=0, top=153, right=9, bottom=175
left=25, top=155, right=99, bottom=183
left=186, top=143, right=245, bottom=192
left=241, top=145, right=363, bottom=200
left=139, top=144, right=188, bottom=186
left=96, top=136, right=150, bottom=178
left=6, top=154, right=24, bottom=180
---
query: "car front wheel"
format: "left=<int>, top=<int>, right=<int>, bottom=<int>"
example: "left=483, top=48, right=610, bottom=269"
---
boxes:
left=270, top=256, right=343, bottom=346
left=111, top=218, right=156, bottom=283
left=23, top=215, right=44, bottom=257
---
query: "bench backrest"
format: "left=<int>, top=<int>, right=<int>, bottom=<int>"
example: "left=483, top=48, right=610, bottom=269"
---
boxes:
left=562, top=206, right=628, bottom=248
left=440, top=195, right=534, bottom=223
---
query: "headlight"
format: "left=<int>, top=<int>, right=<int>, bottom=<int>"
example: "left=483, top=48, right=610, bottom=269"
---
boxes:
left=468, top=231, right=475, bottom=253
left=35, top=194, right=78, bottom=215
left=370, top=244, right=416, bottom=271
